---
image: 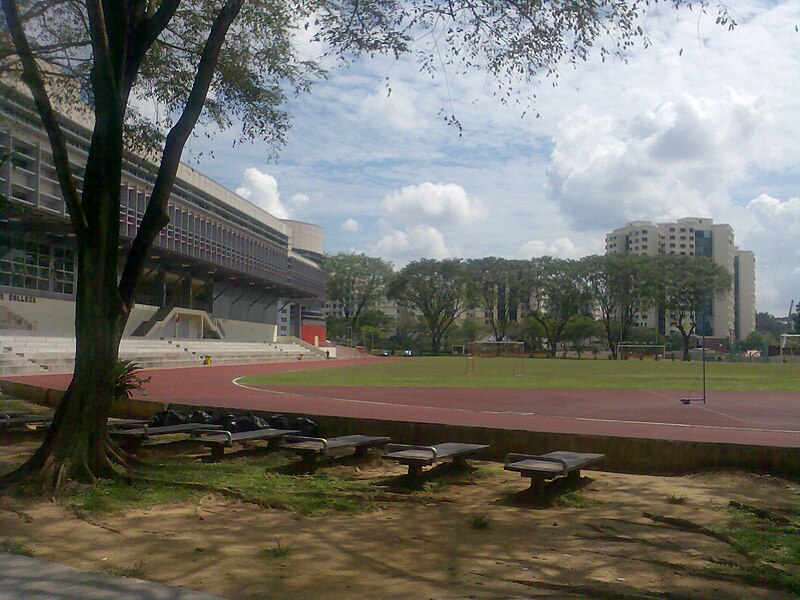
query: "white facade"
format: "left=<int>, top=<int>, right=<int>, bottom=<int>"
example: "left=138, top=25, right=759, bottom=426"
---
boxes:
left=605, top=217, right=755, bottom=340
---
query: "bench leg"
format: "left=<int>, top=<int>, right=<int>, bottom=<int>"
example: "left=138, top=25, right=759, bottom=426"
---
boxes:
left=209, top=445, right=224, bottom=462
left=527, top=475, right=545, bottom=495
left=567, top=469, right=581, bottom=482
left=452, top=456, right=467, bottom=469
left=267, top=437, right=282, bottom=449
left=354, top=446, right=369, bottom=458
left=407, top=463, right=423, bottom=477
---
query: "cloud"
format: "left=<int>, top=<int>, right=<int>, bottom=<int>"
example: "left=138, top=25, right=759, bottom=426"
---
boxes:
left=373, top=225, right=458, bottom=265
left=359, top=80, right=430, bottom=133
left=546, top=90, right=773, bottom=232
left=342, top=218, right=360, bottom=232
left=291, top=193, right=310, bottom=205
left=235, top=168, right=290, bottom=219
left=520, top=237, right=580, bottom=259
left=737, top=194, right=800, bottom=313
left=382, top=182, right=483, bottom=227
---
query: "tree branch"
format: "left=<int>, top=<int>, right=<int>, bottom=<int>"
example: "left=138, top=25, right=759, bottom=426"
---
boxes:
left=119, top=0, right=243, bottom=309
left=1, top=0, right=87, bottom=236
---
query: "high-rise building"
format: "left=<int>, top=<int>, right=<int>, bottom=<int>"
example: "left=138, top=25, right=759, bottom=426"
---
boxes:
left=605, top=217, right=755, bottom=341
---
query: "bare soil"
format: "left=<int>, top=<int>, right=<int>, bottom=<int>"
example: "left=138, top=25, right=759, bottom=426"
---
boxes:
left=1, top=439, right=798, bottom=600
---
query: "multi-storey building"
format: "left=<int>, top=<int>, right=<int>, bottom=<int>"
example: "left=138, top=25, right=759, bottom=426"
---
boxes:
left=1, top=83, right=326, bottom=344
left=605, top=217, right=755, bottom=341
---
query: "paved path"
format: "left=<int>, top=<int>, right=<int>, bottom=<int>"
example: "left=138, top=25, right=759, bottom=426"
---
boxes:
left=5, top=359, right=800, bottom=447
left=0, top=553, right=223, bottom=599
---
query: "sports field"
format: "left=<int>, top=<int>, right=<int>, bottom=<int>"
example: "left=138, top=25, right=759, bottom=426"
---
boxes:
left=237, top=356, right=800, bottom=392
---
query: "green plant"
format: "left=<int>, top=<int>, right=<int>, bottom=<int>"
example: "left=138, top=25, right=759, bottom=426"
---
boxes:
left=112, top=360, right=151, bottom=400
left=469, top=514, right=491, bottom=530
left=667, top=494, right=686, bottom=505
left=0, top=539, right=34, bottom=557
left=103, top=560, right=145, bottom=578
left=261, top=541, right=291, bottom=558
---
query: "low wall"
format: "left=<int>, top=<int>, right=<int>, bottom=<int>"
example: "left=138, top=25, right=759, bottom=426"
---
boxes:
left=5, top=381, right=797, bottom=476
left=0, top=380, right=162, bottom=420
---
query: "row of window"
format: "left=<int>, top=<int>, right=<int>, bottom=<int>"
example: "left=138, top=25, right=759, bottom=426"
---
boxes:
left=0, top=235, right=76, bottom=295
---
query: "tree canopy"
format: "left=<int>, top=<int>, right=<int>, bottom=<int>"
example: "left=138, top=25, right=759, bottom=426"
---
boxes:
left=650, top=255, right=732, bottom=360
left=388, top=258, right=471, bottom=354
left=324, top=252, right=394, bottom=335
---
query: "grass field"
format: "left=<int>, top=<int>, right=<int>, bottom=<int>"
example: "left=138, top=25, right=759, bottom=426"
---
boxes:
left=238, top=356, right=800, bottom=392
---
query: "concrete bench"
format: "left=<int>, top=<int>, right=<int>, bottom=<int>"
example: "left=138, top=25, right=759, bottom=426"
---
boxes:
left=111, top=423, right=224, bottom=452
left=383, top=442, right=489, bottom=476
left=283, top=435, right=390, bottom=464
left=504, top=451, right=605, bottom=494
left=0, top=413, right=51, bottom=430
left=196, top=428, right=299, bottom=461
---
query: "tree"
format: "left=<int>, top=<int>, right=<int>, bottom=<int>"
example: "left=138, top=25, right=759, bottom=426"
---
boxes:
left=1, top=0, right=733, bottom=492
left=388, top=259, right=471, bottom=355
left=0, top=0, right=342, bottom=491
left=521, top=317, right=546, bottom=352
left=650, top=255, right=732, bottom=360
left=466, top=257, right=528, bottom=342
left=526, top=257, right=593, bottom=357
left=755, top=312, right=789, bottom=335
left=563, top=315, right=597, bottom=358
left=581, top=254, right=653, bottom=358
left=324, top=253, right=394, bottom=338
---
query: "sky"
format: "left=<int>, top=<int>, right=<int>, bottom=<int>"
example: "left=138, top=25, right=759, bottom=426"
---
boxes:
left=182, top=0, right=799, bottom=317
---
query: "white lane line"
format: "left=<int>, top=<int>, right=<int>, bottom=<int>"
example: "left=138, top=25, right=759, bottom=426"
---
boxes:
left=231, top=379, right=800, bottom=436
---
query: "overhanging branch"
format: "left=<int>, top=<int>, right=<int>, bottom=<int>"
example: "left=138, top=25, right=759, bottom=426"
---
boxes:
left=118, top=0, right=243, bottom=309
left=1, top=0, right=87, bottom=237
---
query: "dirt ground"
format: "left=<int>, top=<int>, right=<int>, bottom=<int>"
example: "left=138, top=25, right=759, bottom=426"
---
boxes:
left=1, top=438, right=799, bottom=600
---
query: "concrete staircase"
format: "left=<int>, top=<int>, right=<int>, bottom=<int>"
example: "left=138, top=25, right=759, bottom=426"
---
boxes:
left=0, top=335, right=325, bottom=375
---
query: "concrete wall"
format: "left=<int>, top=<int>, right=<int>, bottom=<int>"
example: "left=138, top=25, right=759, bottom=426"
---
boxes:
left=214, top=317, right=277, bottom=343
left=0, top=294, right=160, bottom=338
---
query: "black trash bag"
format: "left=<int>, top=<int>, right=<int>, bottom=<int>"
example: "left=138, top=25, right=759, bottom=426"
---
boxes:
left=188, top=410, right=214, bottom=424
left=214, top=413, right=238, bottom=432
left=291, top=416, right=318, bottom=437
left=267, top=414, right=291, bottom=430
left=150, top=407, right=188, bottom=427
left=235, top=412, right=269, bottom=432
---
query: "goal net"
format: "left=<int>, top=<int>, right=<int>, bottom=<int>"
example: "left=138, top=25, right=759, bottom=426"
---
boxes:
left=616, top=343, right=666, bottom=360
left=466, top=341, right=525, bottom=376
left=468, top=341, right=525, bottom=358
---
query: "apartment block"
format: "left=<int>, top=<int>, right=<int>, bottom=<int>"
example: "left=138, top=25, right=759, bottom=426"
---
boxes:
left=605, top=217, right=755, bottom=341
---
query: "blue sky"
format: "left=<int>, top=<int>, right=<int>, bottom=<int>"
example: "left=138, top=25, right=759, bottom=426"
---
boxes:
left=181, top=0, right=799, bottom=316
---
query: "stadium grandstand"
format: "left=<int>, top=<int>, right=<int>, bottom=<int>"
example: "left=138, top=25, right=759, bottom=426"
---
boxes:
left=0, top=81, right=328, bottom=373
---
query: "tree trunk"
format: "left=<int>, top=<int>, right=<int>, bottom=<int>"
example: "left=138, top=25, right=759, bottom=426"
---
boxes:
left=682, top=334, right=691, bottom=361
left=4, top=251, right=129, bottom=493
left=1, top=107, right=130, bottom=494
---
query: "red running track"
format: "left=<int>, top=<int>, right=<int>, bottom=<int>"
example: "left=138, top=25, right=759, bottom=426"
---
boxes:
left=6, top=359, right=800, bottom=448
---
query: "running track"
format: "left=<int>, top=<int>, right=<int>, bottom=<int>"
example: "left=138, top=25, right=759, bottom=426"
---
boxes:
left=5, top=358, right=800, bottom=448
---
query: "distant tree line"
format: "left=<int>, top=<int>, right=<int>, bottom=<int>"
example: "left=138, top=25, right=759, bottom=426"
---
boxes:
left=323, top=252, right=733, bottom=360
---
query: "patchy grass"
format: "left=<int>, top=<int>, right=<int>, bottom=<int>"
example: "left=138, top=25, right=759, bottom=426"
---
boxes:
left=709, top=504, right=800, bottom=594
left=102, top=560, right=146, bottom=578
left=469, top=514, right=491, bottom=530
left=237, top=357, right=799, bottom=392
left=63, top=452, right=392, bottom=517
left=667, top=494, right=687, bottom=505
left=0, top=539, right=34, bottom=556
left=556, top=490, right=594, bottom=508
left=261, top=540, right=292, bottom=558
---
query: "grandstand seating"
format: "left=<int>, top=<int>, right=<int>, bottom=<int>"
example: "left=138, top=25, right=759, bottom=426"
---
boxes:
left=0, top=335, right=325, bottom=375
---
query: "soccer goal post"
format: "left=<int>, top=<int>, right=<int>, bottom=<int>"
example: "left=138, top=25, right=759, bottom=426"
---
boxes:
left=466, top=340, right=526, bottom=376
left=616, top=343, right=666, bottom=360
